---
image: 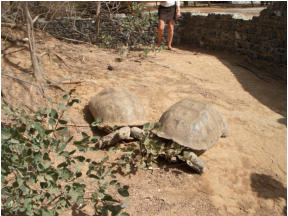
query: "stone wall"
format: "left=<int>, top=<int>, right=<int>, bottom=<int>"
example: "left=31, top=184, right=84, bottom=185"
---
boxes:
left=36, top=17, right=97, bottom=43
left=176, top=2, right=287, bottom=79
left=37, top=2, right=286, bottom=78
left=37, top=14, right=159, bottom=46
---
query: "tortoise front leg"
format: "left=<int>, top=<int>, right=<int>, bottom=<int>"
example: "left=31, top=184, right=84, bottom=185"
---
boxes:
left=178, top=151, right=205, bottom=174
left=99, top=126, right=131, bottom=148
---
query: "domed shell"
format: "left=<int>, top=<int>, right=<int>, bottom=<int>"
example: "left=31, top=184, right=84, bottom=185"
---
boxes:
left=89, top=87, right=147, bottom=127
left=155, top=99, right=226, bottom=151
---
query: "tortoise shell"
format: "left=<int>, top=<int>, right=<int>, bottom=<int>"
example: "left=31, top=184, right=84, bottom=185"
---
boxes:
left=89, top=87, right=147, bottom=128
left=155, top=99, right=227, bottom=151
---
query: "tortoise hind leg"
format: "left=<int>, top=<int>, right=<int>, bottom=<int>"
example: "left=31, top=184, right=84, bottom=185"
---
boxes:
left=178, top=151, right=205, bottom=174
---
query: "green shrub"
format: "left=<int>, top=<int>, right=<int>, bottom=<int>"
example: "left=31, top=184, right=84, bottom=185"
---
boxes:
left=1, top=89, right=129, bottom=216
left=99, top=3, right=161, bottom=50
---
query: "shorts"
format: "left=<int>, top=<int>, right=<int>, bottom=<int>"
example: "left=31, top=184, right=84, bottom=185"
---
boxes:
left=158, top=5, right=176, bottom=21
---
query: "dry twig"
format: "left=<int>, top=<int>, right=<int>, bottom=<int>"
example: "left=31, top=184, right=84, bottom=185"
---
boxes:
left=1, top=73, right=53, bottom=102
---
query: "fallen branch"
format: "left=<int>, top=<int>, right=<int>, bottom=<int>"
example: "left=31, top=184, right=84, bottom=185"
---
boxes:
left=53, top=53, right=72, bottom=68
left=1, top=33, right=29, bottom=45
left=47, top=78, right=84, bottom=85
left=2, top=47, right=27, bottom=55
left=1, top=92, right=15, bottom=112
left=1, top=73, right=53, bottom=102
left=45, top=79, right=65, bottom=91
left=1, top=22, right=17, bottom=28
left=56, top=36, right=92, bottom=45
left=66, top=124, right=90, bottom=127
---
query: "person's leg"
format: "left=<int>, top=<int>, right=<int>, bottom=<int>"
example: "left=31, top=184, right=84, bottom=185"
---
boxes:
left=167, top=19, right=174, bottom=49
left=157, top=19, right=165, bottom=47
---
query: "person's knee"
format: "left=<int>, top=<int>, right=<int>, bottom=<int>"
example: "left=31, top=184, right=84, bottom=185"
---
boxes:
left=168, top=21, right=174, bottom=31
left=158, top=21, right=165, bottom=31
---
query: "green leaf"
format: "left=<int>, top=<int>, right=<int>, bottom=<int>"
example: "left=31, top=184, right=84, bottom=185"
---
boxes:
left=48, top=118, right=56, bottom=125
left=17, top=144, right=25, bottom=154
left=69, top=150, right=76, bottom=155
left=68, top=99, right=80, bottom=106
left=91, top=117, right=102, bottom=127
left=32, top=122, right=44, bottom=135
left=40, top=182, right=48, bottom=189
left=110, top=180, right=117, bottom=185
left=58, top=168, right=73, bottom=181
left=41, top=208, right=53, bottom=216
left=88, top=174, right=99, bottom=179
left=10, top=138, right=20, bottom=144
left=61, top=127, right=68, bottom=136
left=56, top=140, right=68, bottom=153
left=125, top=164, right=131, bottom=172
left=107, top=205, right=122, bottom=215
left=76, top=172, right=82, bottom=178
left=91, top=136, right=100, bottom=143
left=58, top=119, right=68, bottom=124
left=69, top=89, right=76, bottom=95
left=37, top=175, right=45, bottom=182
left=1, top=128, right=11, bottom=139
left=63, top=94, right=69, bottom=101
left=74, top=156, right=85, bottom=162
left=118, top=185, right=129, bottom=197
left=50, top=108, right=58, bottom=119
left=81, top=132, right=89, bottom=138
left=45, top=129, right=54, bottom=135
left=57, top=162, right=68, bottom=168
left=56, top=127, right=66, bottom=131
left=74, top=162, right=84, bottom=172
left=120, top=213, right=130, bottom=216
left=59, top=102, right=67, bottom=111
left=43, top=153, right=51, bottom=161
left=102, top=156, right=109, bottom=163
left=24, top=198, right=31, bottom=209
left=143, top=122, right=154, bottom=131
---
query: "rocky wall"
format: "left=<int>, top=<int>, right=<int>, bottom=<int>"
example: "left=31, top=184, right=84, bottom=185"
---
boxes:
left=176, top=2, right=286, bottom=79
left=37, top=2, right=286, bottom=78
left=37, top=14, right=159, bottom=46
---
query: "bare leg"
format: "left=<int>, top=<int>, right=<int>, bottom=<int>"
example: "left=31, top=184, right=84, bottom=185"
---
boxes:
left=178, top=151, right=205, bottom=174
left=157, top=19, right=165, bottom=47
left=167, top=19, right=174, bottom=49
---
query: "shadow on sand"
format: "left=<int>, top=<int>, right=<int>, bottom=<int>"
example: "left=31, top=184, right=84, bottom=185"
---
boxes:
left=250, top=173, right=287, bottom=214
left=177, top=45, right=287, bottom=119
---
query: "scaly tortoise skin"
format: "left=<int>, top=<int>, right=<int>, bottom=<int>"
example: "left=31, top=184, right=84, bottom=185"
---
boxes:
left=154, top=98, right=227, bottom=173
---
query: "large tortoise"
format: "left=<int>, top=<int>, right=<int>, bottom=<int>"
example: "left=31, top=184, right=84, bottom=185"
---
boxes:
left=89, top=87, right=147, bottom=147
left=153, top=98, right=227, bottom=173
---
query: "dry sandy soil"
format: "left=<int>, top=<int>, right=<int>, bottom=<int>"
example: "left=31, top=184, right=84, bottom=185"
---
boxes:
left=1, top=28, right=287, bottom=216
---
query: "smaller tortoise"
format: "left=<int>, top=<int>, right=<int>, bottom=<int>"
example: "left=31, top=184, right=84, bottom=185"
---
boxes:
left=153, top=98, right=227, bottom=173
left=89, top=87, right=147, bottom=147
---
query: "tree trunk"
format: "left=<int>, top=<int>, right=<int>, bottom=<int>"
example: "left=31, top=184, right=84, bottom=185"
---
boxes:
left=94, top=2, right=101, bottom=43
left=24, top=2, right=44, bottom=83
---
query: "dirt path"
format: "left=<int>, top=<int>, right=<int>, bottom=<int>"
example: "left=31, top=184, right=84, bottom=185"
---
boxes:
left=2, top=34, right=286, bottom=215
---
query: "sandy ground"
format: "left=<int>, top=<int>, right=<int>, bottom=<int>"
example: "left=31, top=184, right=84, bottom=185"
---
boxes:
left=1, top=29, right=286, bottom=215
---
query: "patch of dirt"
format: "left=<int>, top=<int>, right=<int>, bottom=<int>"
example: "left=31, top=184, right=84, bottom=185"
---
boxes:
left=1, top=28, right=286, bottom=216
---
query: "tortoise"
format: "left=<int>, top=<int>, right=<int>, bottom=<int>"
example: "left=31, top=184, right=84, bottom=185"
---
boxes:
left=152, top=98, right=228, bottom=173
left=89, top=87, right=147, bottom=147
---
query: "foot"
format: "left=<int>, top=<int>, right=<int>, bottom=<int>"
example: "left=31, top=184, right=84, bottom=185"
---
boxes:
left=167, top=46, right=173, bottom=50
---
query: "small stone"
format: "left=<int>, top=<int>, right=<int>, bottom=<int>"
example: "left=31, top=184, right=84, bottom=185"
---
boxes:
left=107, top=65, right=114, bottom=70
